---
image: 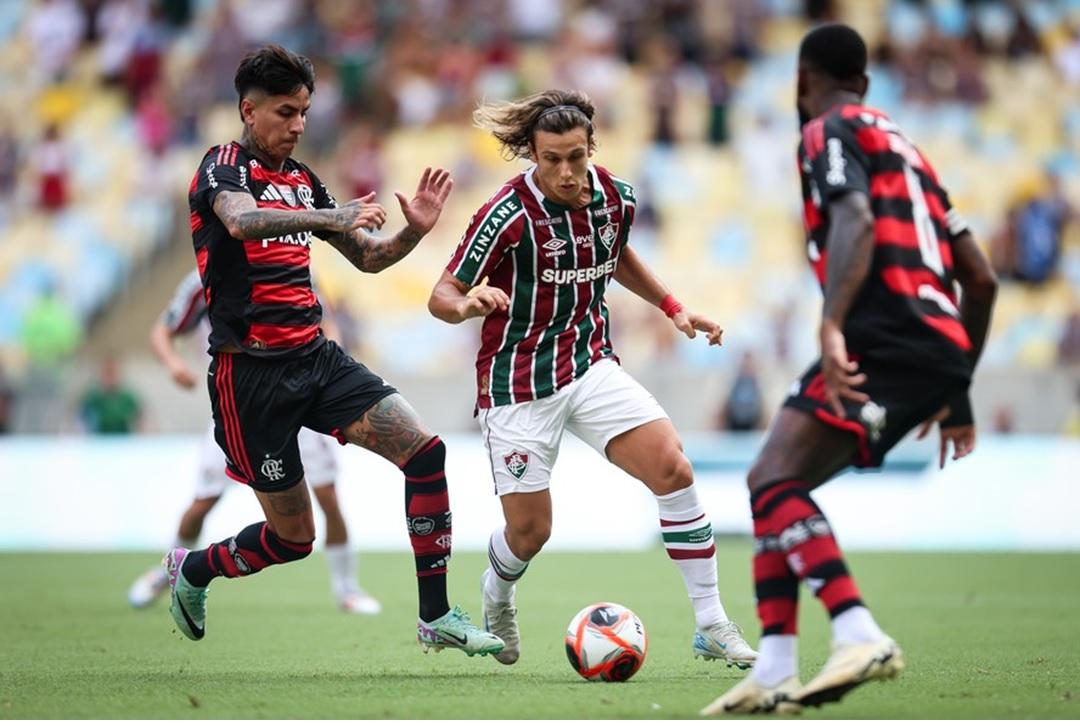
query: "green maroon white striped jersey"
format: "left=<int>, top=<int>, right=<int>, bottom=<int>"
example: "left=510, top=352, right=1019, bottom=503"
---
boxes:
left=447, top=164, right=636, bottom=409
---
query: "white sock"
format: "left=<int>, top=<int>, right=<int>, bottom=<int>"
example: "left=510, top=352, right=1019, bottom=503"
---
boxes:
left=656, top=486, right=728, bottom=628
left=831, top=606, right=885, bottom=645
left=751, top=635, right=799, bottom=687
left=485, top=528, right=528, bottom=603
left=324, top=543, right=357, bottom=599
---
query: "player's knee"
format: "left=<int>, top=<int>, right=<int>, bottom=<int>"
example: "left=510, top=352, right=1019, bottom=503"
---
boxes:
left=746, top=459, right=771, bottom=494
left=669, top=454, right=694, bottom=491
left=273, top=515, right=317, bottom=545
left=510, top=519, right=551, bottom=559
left=653, top=451, right=694, bottom=495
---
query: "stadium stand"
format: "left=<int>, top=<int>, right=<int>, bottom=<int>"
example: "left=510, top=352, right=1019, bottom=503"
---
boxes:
left=0, top=0, right=1077, bottom=433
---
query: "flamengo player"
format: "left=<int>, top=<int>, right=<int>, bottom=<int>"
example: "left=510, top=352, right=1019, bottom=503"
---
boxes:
left=167, top=45, right=502, bottom=657
left=126, top=269, right=380, bottom=615
left=428, top=90, right=756, bottom=669
left=702, top=24, right=997, bottom=715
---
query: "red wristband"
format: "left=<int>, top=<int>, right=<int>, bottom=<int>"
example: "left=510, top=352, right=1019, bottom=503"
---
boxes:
left=659, top=294, right=683, bottom=318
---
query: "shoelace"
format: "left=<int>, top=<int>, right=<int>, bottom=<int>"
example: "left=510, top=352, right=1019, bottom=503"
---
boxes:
left=711, top=621, right=745, bottom=639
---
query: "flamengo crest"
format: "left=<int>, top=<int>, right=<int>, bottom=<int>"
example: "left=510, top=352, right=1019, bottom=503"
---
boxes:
left=504, top=450, right=529, bottom=480
left=261, top=456, right=285, bottom=481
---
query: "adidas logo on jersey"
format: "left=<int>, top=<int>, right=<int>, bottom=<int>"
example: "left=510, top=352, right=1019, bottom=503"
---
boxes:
left=259, top=184, right=296, bottom=206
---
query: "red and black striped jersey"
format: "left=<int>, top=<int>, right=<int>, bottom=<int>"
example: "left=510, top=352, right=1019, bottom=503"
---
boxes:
left=799, top=104, right=972, bottom=380
left=447, top=164, right=635, bottom=409
left=188, top=142, right=336, bottom=358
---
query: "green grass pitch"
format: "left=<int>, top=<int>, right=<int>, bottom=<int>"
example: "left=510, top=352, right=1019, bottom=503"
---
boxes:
left=1, top=545, right=1078, bottom=719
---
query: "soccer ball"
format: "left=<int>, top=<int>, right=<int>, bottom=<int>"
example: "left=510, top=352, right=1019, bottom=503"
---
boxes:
left=564, top=602, right=647, bottom=682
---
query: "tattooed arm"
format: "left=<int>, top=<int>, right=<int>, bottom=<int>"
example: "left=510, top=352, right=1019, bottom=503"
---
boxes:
left=325, top=167, right=454, bottom=274
left=325, top=225, right=426, bottom=274
left=212, top=190, right=386, bottom=241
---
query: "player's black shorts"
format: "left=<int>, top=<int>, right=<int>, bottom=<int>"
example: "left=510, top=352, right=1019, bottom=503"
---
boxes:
left=208, top=340, right=397, bottom=492
left=783, top=357, right=968, bottom=469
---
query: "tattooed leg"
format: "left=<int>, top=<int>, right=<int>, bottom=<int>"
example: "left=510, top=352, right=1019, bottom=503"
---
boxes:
left=254, top=480, right=316, bottom=542
left=341, top=394, right=434, bottom=466
left=180, top=481, right=316, bottom=588
left=343, top=394, right=453, bottom=621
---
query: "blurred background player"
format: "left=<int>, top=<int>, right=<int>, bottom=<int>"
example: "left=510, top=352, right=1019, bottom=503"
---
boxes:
left=168, top=44, right=502, bottom=657
left=429, top=89, right=756, bottom=669
left=702, top=23, right=998, bottom=716
left=126, top=268, right=381, bottom=615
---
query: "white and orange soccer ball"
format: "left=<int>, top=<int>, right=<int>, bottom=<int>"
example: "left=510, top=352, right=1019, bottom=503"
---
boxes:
left=564, top=602, right=647, bottom=682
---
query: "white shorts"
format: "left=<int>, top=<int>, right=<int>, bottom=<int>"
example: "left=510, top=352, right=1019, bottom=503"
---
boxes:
left=479, top=357, right=668, bottom=496
left=195, top=423, right=340, bottom=500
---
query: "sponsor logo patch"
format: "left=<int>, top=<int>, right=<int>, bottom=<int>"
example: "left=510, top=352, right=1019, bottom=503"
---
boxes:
left=409, top=516, right=436, bottom=537
left=825, top=137, right=847, bottom=186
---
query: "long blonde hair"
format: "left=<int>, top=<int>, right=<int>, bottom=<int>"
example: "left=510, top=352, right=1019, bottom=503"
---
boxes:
left=473, top=89, right=597, bottom=160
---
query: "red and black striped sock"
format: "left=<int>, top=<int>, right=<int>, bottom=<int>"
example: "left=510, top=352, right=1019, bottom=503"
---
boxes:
left=751, top=480, right=863, bottom=622
left=402, top=437, right=452, bottom=622
left=180, top=522, right=313, bottom=588
left=750, top=488, right=800, bottom=636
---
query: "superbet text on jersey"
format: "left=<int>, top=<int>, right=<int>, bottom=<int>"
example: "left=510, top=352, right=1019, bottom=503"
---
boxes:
left=447, top=164, right=636, bottom=409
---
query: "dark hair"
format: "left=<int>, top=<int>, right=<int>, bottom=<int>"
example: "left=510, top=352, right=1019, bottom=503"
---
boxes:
left=798, top=23, right=868, bottom=81
left=474, top=89, right=596, bottom=160
left=234, top=45, right=315, bottom=112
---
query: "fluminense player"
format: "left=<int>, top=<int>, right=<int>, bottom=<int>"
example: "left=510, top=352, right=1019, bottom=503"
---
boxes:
left=428, top=89, right=757, bottom=669
left=702, top=24, right=997, bottom=715
left=168, top=44, right=502, bottom=657
left=127, top=268, right=381, bottom=616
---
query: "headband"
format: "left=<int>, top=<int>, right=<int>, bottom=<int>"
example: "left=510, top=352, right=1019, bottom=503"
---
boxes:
left=535, top=104, right=590, bottom=124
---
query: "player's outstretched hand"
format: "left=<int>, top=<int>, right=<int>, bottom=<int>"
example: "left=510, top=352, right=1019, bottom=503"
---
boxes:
left=334, top=192, right=387, bottom=232
left=671, top=311, right=723, bottom=346
left=916, top=406, right=976, bottom=469
left=459, top=276, right=509, bottom=320
left=397, top=167, right=454, bottom=236
left=820, top=322, right=868, bottom=418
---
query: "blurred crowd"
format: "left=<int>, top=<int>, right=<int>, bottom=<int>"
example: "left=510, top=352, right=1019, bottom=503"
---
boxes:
left=1, top=0, right=1080, bottom=436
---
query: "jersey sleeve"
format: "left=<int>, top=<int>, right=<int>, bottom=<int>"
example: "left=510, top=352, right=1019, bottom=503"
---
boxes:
left=807, top=116, right=871, bottom=206
left=302, top=165, right=339, bottom=210
left=609, top=175, right=637, bottom=248
left=160, top=269, right=208, bottom=336
left=447, top=187, right=523, bottom=287
left=940, top=188, right=971, bottom=241
left=195, top=149, right=252, bottom=210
